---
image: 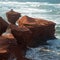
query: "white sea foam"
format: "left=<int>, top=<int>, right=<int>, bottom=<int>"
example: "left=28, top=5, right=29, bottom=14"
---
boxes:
left=25, top=39, right=60, bottom=60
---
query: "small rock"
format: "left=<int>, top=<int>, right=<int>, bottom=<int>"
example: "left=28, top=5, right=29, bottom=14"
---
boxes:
left=6, top=9, right=21, bottom=24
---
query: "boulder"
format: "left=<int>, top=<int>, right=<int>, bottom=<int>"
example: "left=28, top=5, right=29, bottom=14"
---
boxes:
left=0, top=36, right=10, bottom=60
left=2, top=28, right=17, bottom=46
left=17, top=16, right=56, bottom=47
left=0, top=17, right=9, bottom=35
left=1, top=28, right=17, bottom=60
left=6, top=9, right=21, bottom=24
left=9, top=24, right=32, bottom=48
left=1, top=29, right=29, bottom=60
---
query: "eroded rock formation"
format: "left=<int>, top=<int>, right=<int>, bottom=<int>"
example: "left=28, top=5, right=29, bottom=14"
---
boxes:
left=9, top=24, right=32, bottom=48
left=1, top=28, right=29, bottom=60
left=17, top=16, right=56, bottom=47
left=6, top=9, right=21, bottom=24
left=0, top=36, right=10, bottom=60
left=0, top=17, right=9, bottom=35
left=0, top=10, right=56, bottom=60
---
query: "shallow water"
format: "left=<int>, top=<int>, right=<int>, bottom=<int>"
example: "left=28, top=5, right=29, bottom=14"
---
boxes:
left=0, top=1, right=60, bottom=60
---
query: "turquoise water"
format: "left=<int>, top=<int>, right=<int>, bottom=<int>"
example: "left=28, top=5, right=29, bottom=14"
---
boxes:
left=0, top=0, right=60, bottom=60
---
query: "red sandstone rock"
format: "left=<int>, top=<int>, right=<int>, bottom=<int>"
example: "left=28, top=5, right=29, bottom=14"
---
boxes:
left=9, top=24, right=32, bottom=48
left=1, top=30, right=29, bottom=60
left=17, top=16, right=56, bottom=47
left=2, top=28, right=17, bottom=46
left=0, top=36, right=29, bottom=60
left=0, top=17, right=9, bottom=35
left=6, top=9, right=21, bottom=24
left=0, top=36, right=10, bottom=60
left=1, top=29, right=17, bottom=60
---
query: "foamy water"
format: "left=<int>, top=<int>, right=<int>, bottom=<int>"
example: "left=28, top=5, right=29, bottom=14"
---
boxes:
left=0, top=1, right=60, bottom=60
left=25, top=39, right=60, bottom=60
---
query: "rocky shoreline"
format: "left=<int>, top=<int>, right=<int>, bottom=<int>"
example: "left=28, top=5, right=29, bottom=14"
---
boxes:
left=0, top=9, right=56, bottom=60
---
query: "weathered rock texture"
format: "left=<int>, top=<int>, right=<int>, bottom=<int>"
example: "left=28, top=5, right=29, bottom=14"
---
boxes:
left=1, top=30, right=29, bottom=60
left=0, top=17, right=9, bottom=35
left=0, top=36, right=10, bottom=60
left=9, top=24, right=32, bottom=48
left=0, top=10, right=56, bottom=59
left=2, top=28, right=17, bottom=45
left=17, top=16, right=56, bottom=47
left=6, top=9, right=21, bottom=24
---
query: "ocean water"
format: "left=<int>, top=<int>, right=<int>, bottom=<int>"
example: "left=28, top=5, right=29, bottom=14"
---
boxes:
left=0, top=0, right=60, bottom=60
